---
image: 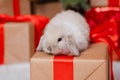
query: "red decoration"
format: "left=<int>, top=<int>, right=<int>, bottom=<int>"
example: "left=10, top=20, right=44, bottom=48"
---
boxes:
left=13, top=0, right=20, bottom=16
left=85, top=8, right=120, bottom=48
left=109, top=0, right=119, bottom=6
left=54, top=56, right=73, bottom=80
left=0, top=14, right=49, bottom=64
left=85, top=8, right=120, bottom=80
left=90, top=20, right=119, bottom=80
left=0, top=24, right=4, bottom=64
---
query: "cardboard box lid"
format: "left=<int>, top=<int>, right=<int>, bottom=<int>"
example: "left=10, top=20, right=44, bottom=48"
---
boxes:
left=32, top=43, right=108, bottom=60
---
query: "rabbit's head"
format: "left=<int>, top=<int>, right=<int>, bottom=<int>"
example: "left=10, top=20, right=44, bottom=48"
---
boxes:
left=37, top=27, right=79, bottom=56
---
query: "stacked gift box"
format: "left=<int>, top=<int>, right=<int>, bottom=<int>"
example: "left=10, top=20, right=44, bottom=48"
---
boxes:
left=0, top=0, right=49, bottom=80
left=0, top=20, right=48, bottom=80
left=0, top=22, right=34, bottom=64
left=0, top=0, right=31, bottom=16
left=0, top=0, right=31, bottom=64
left=30, top=0, right=63, bottom=18
left=90, top=0, right=120, bottom=7
left=0, top=16, right=49, bottom=65
left=0, top=1, right=32, bottom=80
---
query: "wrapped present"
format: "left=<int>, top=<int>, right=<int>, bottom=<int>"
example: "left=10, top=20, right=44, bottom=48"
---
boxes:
left=0, top=15, right=49, bottom=65
left=0, top=0, right=31, bottom=16
left=0, top=63, right=30, bottom=80
left=85, top=7, right=120, bottom=61
left=29, top=0, right=58, bottom=2
left=32, top=2, right=63, bottom=18
left=31, top=43, right=109, bottom=80
left=90, top=0, right=120, bottom=7
left=0, top=22, right=34, bottom=64
left=85, top=9, right=120, bottom=79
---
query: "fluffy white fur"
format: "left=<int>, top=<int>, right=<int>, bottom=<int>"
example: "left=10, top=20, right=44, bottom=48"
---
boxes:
left=37, top=10, right=90, bottom=56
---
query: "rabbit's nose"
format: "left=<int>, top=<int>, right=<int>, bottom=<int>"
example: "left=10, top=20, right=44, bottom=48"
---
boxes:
left=47, top=46, right=52, bottom=52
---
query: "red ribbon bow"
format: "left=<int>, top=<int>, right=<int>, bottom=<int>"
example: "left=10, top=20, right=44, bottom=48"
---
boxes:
left=86, top=8, right=120, bottom=80
left=0, top=14, right=49, bottom=64
left=90, top=20, right=120, bottom=80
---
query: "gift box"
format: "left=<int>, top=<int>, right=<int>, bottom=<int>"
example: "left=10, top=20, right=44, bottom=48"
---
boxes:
left=90, top=0, right=120, bottom=7
left=0, top=0, right=31, bottom=16
left=85, top=7, right=120, bottom=61
left=0, top=22, right=34, bottom=64
left=31, top=43, right=109, bottom=80
left=29, top=0, right=58, bottom=2
left=0, top=63, right=30, bottom=80
left=32, top=2, right=63, bottom=18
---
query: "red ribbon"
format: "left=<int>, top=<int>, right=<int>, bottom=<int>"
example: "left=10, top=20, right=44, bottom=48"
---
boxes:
left=54, top=56, right=73, bottom=80
left=90, top=20, right=120, bottom=80
left=85, top=8, right=120, bottom=48
left=0, top=24, right=4, bottom=64
left=13, top=0, right=20, bottom=16
left=108, top=0, right=119, bottom=6
left=0, top=14, right=49, bottom=64
left=85, top=8, right=120, bottom=80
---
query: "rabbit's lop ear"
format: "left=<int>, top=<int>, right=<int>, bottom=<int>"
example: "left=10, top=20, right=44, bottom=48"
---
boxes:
left=66, top=35, right=79, bottom=56
left=36, top=36, right=44, bottom=51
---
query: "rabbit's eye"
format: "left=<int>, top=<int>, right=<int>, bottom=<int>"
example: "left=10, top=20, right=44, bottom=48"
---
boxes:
left=58, top=38, right=62, bottom=42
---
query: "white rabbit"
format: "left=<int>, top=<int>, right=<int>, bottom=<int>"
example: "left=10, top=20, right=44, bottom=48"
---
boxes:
left=37, top=10, right=90, bottom=56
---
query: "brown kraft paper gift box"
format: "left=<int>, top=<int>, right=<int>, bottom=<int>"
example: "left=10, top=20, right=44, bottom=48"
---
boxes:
left=0, top=0, right=31, bottom=16
left=4, top=22, right=34, bottom=64
left=90, top=0, right=120, bottom=7
left=29, top=0, right=58, bottom=2
left=31, top=43, right=109, bottom=80
left=32, top=2, right=63, bottom=18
